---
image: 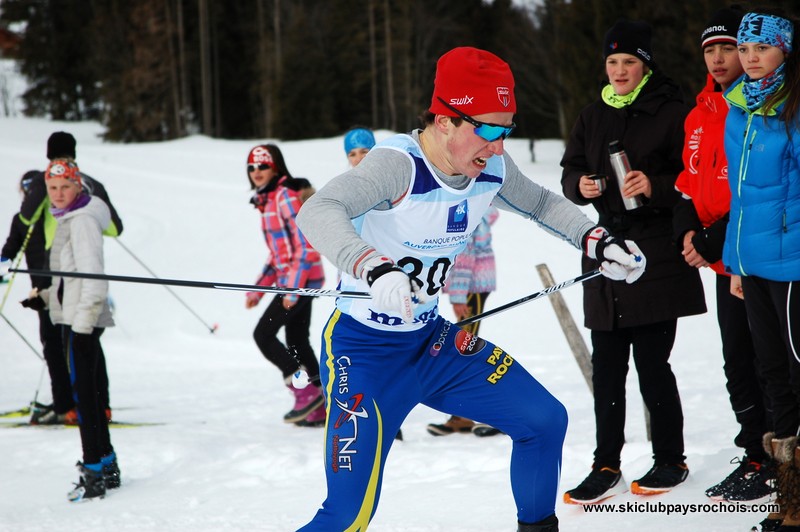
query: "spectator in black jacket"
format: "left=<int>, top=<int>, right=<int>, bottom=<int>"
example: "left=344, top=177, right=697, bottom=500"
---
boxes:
left=560, top=19, right=706, bottom=505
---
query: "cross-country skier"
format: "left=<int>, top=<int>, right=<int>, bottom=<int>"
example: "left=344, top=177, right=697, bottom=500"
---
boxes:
left=294, top=46, right=646, bottom=532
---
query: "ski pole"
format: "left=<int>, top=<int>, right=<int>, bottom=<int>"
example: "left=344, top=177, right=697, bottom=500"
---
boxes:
left=0, top=312, right=44, bottom=360
left=454, top=268, right=602, bottom=327
left=10, top=268, right=372, bottom=299
left=113, top=239, right=219, bottom=333
left=0, top=223, right=36, bottom=314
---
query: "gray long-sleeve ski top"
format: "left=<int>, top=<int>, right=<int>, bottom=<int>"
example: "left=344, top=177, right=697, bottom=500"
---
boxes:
left=297, top=130, right=596, bottom=280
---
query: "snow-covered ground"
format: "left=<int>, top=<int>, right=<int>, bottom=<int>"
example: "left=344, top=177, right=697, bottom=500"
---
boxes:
left=0, top=115, right=771, bottom=531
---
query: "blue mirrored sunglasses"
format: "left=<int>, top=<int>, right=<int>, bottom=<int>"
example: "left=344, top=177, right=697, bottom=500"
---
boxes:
left=436, top=97, right=515, bottom=142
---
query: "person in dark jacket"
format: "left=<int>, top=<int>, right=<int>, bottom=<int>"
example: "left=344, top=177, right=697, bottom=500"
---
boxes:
left=560, top=19, right=706, bottom=505
left=1, top=132, right=121, bottom=424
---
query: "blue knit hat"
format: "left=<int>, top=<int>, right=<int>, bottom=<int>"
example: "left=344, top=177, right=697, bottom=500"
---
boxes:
left=343, top=128, right=375, bottom=154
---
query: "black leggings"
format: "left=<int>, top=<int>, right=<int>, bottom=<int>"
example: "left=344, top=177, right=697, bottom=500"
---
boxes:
left=253, top=294, right=319, bottom=380
left=742, top=276, right=800, bottom=439
left=43, top=311, right=109, bottom=414
left=591, top=320, right=685, bottom=468
left=65, top=327, right=113, bottom=465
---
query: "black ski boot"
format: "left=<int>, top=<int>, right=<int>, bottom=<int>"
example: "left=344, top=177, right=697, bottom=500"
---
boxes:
left=103, top=456, right=121, bottom=489
left=67, top=462, right=106, bottom=502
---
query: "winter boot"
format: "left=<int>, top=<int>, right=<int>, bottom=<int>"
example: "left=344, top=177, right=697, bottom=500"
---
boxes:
left=773, top=436, right=800, bottom=530
left=30, top=403, right=54, bottom=424
left=758, top=433, right=788, bottom=530
left=563, top=466, right=625, bottom=504
left=295, top=403, right=326, bottom=427
left=630, top=463, right=689, bottom=495
left=284, top=382, right=324, bottom=424
left=426, top=415, right=474, bottom=436
left=67, top=462, right=106, bottom=502
left=518, top=514, right=558, bottom=531
left=101, top=453, right=121, bottom=490
left=32, top=407, right=70, bottom=425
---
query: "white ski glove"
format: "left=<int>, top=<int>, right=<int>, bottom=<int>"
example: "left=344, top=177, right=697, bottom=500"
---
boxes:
left=362, top=256, right=424, bottom=324
left=585, top=227, right=646, bottom=284
left=0, top=257, right=9, bottom=278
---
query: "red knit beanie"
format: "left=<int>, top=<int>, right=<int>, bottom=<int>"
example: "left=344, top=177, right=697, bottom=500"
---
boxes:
left=429, top=47, right=516, bottom=117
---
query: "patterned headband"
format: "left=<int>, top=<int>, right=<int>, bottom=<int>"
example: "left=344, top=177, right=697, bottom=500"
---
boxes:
left=738, top=12, right=794, bottom=53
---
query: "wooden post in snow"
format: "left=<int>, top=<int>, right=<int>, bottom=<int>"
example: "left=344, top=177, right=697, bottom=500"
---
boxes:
left=535, top=263, right=651, bottom=441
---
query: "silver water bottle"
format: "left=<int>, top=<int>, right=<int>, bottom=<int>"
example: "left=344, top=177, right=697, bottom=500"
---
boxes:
left=609, top=140, right=643, bottom=210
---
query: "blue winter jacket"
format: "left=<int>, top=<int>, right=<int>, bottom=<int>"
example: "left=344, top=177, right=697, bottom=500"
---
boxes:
left=722, top=80, right=800, bottom=281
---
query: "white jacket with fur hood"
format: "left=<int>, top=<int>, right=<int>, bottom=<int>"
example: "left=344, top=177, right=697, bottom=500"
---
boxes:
left=45, top=195, right=115, bottom=334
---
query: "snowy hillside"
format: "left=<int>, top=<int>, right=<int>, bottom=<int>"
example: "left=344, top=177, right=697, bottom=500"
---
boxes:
left=0, top=116, right=770, bottom=531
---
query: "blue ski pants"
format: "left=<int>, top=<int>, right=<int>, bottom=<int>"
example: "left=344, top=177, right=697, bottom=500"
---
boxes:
left=298, top=310, right=567, bottom=531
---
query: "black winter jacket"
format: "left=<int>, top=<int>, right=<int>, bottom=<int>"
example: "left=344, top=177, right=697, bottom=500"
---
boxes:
left=560, top=71, right=706, bottom=330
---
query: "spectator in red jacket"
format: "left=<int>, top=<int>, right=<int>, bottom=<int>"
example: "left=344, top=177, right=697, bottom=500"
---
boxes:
left=672, top=6, right=773, bottom=504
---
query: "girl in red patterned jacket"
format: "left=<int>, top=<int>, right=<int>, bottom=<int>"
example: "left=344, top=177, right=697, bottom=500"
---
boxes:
left=244, top=144, right=326, bottom=427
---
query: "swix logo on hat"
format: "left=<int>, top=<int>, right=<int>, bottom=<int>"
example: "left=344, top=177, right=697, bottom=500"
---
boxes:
left=247, top=146, right=274, bottom=167
left=449, top=95, right=474, bottom=106
left=497, top=87, right=511, bottom=107
left=447, top=200, right=468, bottom=233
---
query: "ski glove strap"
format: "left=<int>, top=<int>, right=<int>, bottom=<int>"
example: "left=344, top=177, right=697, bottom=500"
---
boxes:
left=584, top=226, right=646, bottom=284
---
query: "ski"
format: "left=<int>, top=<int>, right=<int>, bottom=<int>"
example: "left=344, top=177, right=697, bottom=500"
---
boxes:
left=0, top=405, right=32, bottom=418
left=0, top=420, right=165, bottom=429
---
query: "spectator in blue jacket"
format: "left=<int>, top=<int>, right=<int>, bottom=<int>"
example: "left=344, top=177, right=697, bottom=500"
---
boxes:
left=722, top=9, right=800, bottom=531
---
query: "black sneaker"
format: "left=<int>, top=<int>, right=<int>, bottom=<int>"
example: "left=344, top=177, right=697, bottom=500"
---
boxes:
left=563, top=466, right=625, bottom=504
left=706, top=456, right=750, bottom=499
left=103, top=458, right=121, bottom=490
left=726, top=459, right=776, bottom=502
left=631, top=463, right=688, bottom=495
left=68, top=462, right=106, bottom=502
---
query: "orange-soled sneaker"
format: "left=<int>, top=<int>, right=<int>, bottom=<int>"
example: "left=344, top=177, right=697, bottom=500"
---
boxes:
left=563, top=466, right=625, bottom=505
left=631, top=463, right=689, bottom=495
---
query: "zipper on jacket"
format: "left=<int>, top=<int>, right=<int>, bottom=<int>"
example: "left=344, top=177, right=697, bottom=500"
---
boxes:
left=735, top=117, right=756, bottom=276
left=784, top=211, right=788, bottom=233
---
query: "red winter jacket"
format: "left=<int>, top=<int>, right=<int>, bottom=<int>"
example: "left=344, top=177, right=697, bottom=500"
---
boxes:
left=674, top=74, right=732, bottom=276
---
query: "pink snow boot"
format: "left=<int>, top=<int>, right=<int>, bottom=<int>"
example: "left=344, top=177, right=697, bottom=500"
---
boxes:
left=284, top=383, right=324, bottom=423
left=296, top=403, right=326, bottom=427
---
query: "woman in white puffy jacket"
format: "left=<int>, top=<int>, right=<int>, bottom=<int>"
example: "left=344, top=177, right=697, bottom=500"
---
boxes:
left=41, top=159, right=119, bottom=503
